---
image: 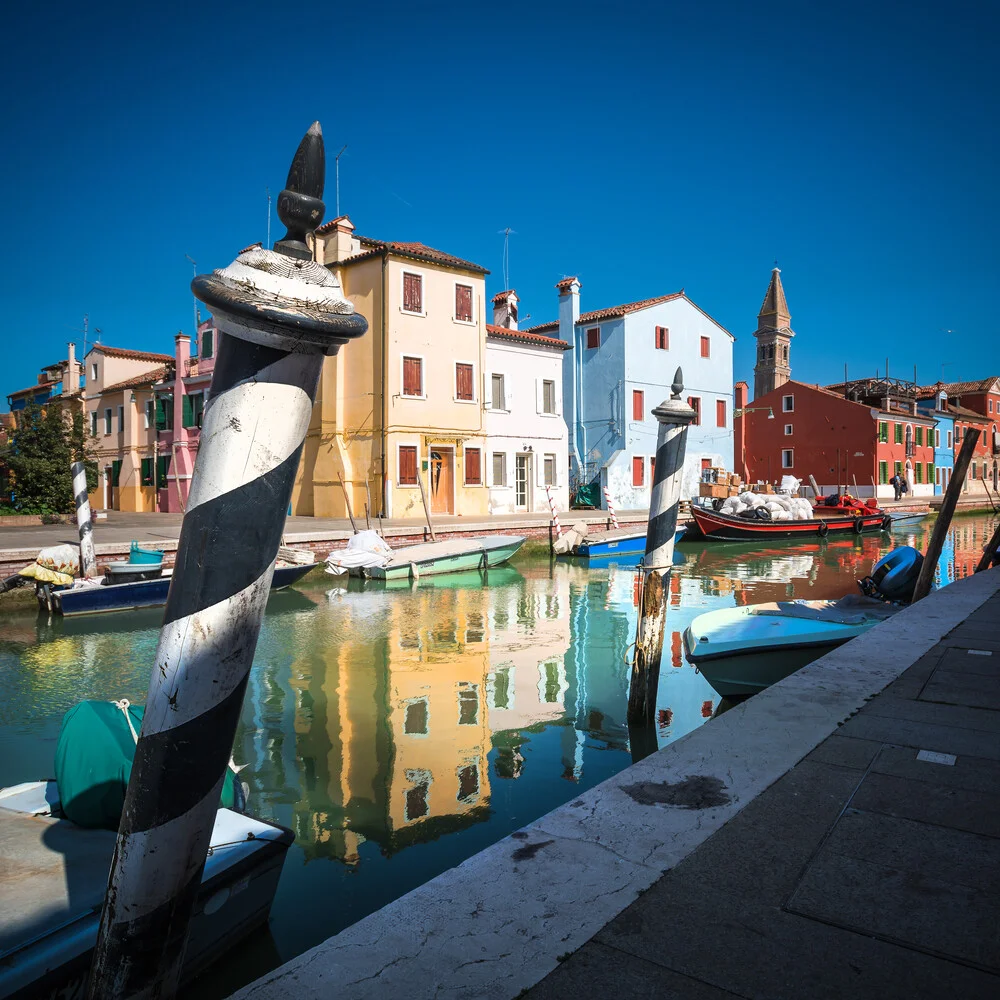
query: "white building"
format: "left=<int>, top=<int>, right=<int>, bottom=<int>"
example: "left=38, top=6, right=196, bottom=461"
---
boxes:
left=485, top=290, right=572, bottom=514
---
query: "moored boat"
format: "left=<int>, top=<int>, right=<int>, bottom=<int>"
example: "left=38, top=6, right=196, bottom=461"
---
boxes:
left=367, top=535, right=525, bottom=580
left=691, top=504, right=888, bottom=541
left=574, top=525, right=687, bottom=559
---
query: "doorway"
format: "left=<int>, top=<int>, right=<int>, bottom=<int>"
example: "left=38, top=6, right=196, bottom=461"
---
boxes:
left=429, top=448, right=454, bottom=514
left=104, top=467, right=112, bottom=510
left=515, top=453, right=532, bottom=511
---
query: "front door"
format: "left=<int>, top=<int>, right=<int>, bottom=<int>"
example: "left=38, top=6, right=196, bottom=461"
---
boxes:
left=429, top=448, right=454, bottom=514
left=104, top=466, right=112, bottom=510
left=515, top=454, right=532, bottom=511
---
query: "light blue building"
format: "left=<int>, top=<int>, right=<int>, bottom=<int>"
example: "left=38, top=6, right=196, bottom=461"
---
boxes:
left=528, top=278, right=734, bottom=509
left=917, top=388, right=954, bottom=494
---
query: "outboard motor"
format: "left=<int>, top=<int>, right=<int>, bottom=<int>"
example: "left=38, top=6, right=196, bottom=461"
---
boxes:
left=859, top=546, right=923, bottom=602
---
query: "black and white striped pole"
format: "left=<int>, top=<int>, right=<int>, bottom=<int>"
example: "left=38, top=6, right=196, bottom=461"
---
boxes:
left=71, top=460, right=97, bottom=579
left=87, top=122, right=367, bottom=1000
left=627, top=368, right=695, bottom=727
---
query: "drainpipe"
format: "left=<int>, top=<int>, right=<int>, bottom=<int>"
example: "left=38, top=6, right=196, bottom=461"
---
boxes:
left=87, top=123, right=367, bottom=1000
left=381, top=248, right=388, bottom=517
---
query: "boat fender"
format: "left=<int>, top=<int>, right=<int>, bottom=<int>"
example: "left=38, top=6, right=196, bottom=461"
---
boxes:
left=869, top=546, right=923, bottom=601
left=853, top=516, right=865, bottom=534
left=409, top=561, right=420, bottom=581
left=754, top=506, right=772, bottom=521
left=817, top=520, right=829, bottom=537
left=712, top=497, right=724, bottom=511
left=882, top=514, right=892, bottom=531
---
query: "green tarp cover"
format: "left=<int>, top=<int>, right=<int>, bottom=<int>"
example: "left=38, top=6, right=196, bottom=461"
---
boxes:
left=55, top=700, right=238, bottom=829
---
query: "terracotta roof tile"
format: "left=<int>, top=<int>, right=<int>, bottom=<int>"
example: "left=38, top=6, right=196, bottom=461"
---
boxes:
left=101, top=366, right=173, bottom=394
left=314, top=215, right=352, bottom=235
left=525, top=292, right=684, bottom=333
left=946, top=403, right=991, bottom=422
left=939, top=377, right=1000, bottom=395
left=331, top=236, right=489, bottom=274
left=91, top=345, right=175, bottom=364
left=486, top=324, right=572, bottom=349
left=555, top=277, right=579, bottom=291
left=491, top=289, right=516, bottom=304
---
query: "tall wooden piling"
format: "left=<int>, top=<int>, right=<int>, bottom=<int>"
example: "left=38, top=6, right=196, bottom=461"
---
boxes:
left=87, top=123, right=368, bottom=1000
left=627, top=369, right=696, bottom=727
left=71, top=460, right=97, bottom=579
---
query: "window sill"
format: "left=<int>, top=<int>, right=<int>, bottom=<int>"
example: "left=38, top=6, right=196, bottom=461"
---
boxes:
left=489, top=407, right=510, bottom=414
left=453, top=318, right=477, bottom=326
left=538, top=412, right=561, bottom=418
left=396, top=483, right=420, bottom=489
left=454, top=397, right=478, bottom=405
left=401, top=394, right=427, bottom=401
left=400, top=308, right=427, bottom=318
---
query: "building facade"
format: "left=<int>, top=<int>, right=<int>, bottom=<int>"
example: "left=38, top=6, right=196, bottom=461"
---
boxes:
left=298, top=217, right=490, bottom=520
left=916, top=389, right=955, bottom=494
left=529, top=278, right=734, bottom=510
left=484, top=290, right=571, bottom=514
left=752, top=268, right=794, bottom=399
left=6, top=344, right=86, bottom=427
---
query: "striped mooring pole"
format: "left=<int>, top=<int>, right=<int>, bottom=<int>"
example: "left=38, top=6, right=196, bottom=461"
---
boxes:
left=544, top=483, right=563, bottom=538
left=603, top=486, right=620, bottom=529
left=71, top=460, right=97, bottom=579
left=87, top=123, right=367, bottom=1000
left=627, top=368, right=696, bottom=726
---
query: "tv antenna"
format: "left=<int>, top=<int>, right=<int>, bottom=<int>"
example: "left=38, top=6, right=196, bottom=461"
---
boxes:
left=498, top=227, right=516, bottom=291
left=184, top=255, right=201, bottom=337
left=335, top=145, right=347, bottom=217
left=68, top=314, right=102, bottom=361
left=266, top=187, right=272, bottom=248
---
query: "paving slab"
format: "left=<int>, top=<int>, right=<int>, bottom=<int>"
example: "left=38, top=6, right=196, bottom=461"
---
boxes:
left=836, top=713, right=1000, bottom=759
left=860, top=693, right=1000, bottom=733
left=804, top=734, right=885, bottom=770
left=872, top=743, right=1000, bottom=793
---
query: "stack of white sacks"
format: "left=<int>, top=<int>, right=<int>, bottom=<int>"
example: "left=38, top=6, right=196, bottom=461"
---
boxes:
left=718, top=491, right=814, bottom=521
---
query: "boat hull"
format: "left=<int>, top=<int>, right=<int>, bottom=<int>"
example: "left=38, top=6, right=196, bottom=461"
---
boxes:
left=363, top=536, right=525, bottom=581
left=571, top=526, right=687, bottom=559
left=691, top=506, right=887, bottom=541
left=52, top=562, right=315, bottom=617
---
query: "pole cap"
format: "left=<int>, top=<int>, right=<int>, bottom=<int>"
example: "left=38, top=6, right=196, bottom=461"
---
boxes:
left=652, top=367, right=698, bottom=424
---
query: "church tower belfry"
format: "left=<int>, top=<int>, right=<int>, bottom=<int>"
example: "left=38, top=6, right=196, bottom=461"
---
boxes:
left=753, top=267, right=794, bottom=399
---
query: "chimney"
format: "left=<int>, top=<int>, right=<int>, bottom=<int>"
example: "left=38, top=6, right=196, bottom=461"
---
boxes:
left=557, top=277, right=580, bottom=344
left=492, top=289, right=519, bottom=330
left=312, top=215, right=357, bottom=265
left=65, top=342, right=79, bottom=394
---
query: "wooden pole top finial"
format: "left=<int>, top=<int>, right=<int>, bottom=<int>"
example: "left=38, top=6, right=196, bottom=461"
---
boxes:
left=275, top=121, right=326, bottom=260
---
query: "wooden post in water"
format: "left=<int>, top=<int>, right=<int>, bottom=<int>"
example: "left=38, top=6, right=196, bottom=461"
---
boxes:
left=976, top=518, right=1000, bottom=573
left=338, top=473, right=358, bottom=534
left=628, top=369, right=696, bottom=728
left=87, top=123, right=368, bottom=1000
left=364, top=478, right=373, bottom=529
left=912, top=428, right=980, bottom=603
left=71, top=461, right=97, bottom=579
left=417, top=464, right=436, bottom=541
left=809, top=474, right=822, bottom=499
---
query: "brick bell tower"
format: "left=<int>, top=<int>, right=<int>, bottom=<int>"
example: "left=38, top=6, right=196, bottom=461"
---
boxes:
left=753, top=267, right=794, bottom=399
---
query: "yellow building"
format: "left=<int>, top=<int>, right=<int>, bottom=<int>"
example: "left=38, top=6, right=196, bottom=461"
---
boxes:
left=293, top=218, right=490, bottom=519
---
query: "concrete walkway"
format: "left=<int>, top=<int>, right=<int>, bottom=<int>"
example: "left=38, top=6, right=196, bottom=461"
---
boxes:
left=232, top=565, right=1000, bottom=1000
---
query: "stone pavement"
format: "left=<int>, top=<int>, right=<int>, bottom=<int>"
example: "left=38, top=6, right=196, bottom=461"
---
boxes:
left=524, top=591, right=1000, bottom=999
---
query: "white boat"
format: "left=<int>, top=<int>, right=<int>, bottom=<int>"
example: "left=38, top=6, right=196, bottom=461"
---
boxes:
left=684, top=595, right=901, bottom=697
left=0, top=781, right=293, bottom=999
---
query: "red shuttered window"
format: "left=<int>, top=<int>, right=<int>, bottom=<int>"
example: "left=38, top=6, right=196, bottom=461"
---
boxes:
left=586, top=327, right=600, bottom=349
left=655, top=326, right=669, bottom=350
left=464, top=447, right=482, bottom=485
left=455, top=284, right=473, bottom=322
left=688, top=396, right=701, bottom=425
left=398, top=446, right=418, bottom=486
left=716, top=399, right=726, bottom=427
left=403, top=272, right=423, bottom=314
left=455, top=363, right=474, bottom=401
left=632, top=456, right=645, bottom=487
left=700, top=336, right=710, bottom=358
left=632, top=390, right=644, bottom=421
left=649, top=455, right=655, bottom=482
left=403, top=356, right=423, bottom=397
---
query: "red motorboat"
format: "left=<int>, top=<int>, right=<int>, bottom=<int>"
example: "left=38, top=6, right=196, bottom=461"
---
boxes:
left=691, top=493, right=890, bottom=542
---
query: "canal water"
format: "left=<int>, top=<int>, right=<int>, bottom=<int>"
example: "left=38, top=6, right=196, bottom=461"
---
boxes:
left=0, top=512, right=995, bottom=995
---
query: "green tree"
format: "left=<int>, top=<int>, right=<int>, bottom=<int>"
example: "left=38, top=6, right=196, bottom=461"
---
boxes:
left=0, top=403, right=97, bottom=514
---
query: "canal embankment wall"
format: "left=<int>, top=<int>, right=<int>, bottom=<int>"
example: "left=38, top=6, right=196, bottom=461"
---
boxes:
left=231, top=565, right=1000, bottom=1000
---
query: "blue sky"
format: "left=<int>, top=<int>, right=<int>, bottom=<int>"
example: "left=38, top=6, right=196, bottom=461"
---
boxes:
left=2, top=0, right=996, bottom=399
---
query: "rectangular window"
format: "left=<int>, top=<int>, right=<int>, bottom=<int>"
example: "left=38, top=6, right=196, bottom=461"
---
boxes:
left=117, top=405, right=124, bottom=432
left=990, top=399, right=995, bottom=413
left=155, top=396, right=173, bottom=431
left=688, top=396, right=701, bottom=425
left=586, top=327, right=600, bottom=349
left=915, top=426, right=923, bottom=447
left=492, top=452, right=507, bottom=487
left=632, top=456, right=645, bottom=487
left=104, top=408, right=112, bottom=435
left=182, top=393, right=205, bottom=428
left=878, top=421, right=888, bottom=443
left=894, top=423, right=903, bottom=444
left=947, top=430, right=953, bottom=448
left=649, top=455, right=655, bottom=482
left=464, top=447, right=482, bottom=485
left=935, top=429, right=940, bottom=447
left=894, top=460, right=902, bottom=477
left=455, top=362, right=474, bottom=401
left=782, top=395, right=794, bottom=412
left=402, top=271, right=423, bottom=314
left=144, top=399, right=154, bottom=430
left=914, top=463, right=923, bottom=484
left=201, top=327, right=214, bottom=359
left=141, top=457, right=154, bottom=486
left=632, top=389, right=644, bottom=421
left=458, top=683, right=479, bottom=725
left=404, top=699, right=428, bottom=735
left=90, top=411, right=98, bottom=436
left=700, top=336, right=710, bottom=358
left=928, top=462, right=935, bottom=484
left=655, top=326, right=669, bottom=350
left=91, top=362, right=99, bottom=381
left=878, top=461, right=888, bottom=484
left=403, top=356, right=424, bottom=397
left=781, top=449, right=794, bottom=469
left=491, top=373, right=506, bottom=410
left=784, top=423, right=793, bottom=435
left=111, top=459, right=122, bottom=487
left=398, top=445, right=418, bottom=486
left=455, top=283, right=473, bottom=322
left=457, top=763, right=479, bottom=802
left=542, top=379, right=556, bottom=414
left=971, top=462, right=977, bottom=481
left=544, top=454, right=556, bottom=487
left=156, top=454, right=171, bottom=484
left=716, top=399, right=726, bottom=428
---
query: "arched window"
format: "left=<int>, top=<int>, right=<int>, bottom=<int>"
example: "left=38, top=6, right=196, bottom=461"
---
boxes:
left=905, top=424, right=913, bottom=456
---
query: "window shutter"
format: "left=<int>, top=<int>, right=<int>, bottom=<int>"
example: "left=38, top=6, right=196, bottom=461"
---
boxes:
left=456, top=363, right=473, bottom=400
left=182, top=394, right=194, bottom=427
left=632, top=456, right=644, bottom=487
left=535, top=378, right=543, bottom=414
left=632, top=390, right=644, bottom=421
left=141, top=458, right=153, bottom=486
left=483, top=372, right=492, bottom=407
left=111, top=460, right=121, bottom=486
left=456, top=284, right=473, bottom=322
left=465, top=448, right=481, bottom=485
left=716, top=399, right=726, bottom=427
left=554, top=377, right=562, bottom=416
left=403, top=357, right=423, bottom=396
left=399, top=446, right=418, bottom=485
left=404, top=273, right=422, bottom=313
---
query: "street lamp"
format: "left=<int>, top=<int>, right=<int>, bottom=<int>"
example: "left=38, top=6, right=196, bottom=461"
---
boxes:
left=734, top=406, right=775, bottom=419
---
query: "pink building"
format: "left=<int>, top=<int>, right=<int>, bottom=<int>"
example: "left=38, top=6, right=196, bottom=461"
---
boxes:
left=155, top=318, right=217, bottom=512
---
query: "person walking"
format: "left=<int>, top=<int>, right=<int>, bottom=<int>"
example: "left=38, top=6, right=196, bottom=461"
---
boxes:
left=891, top=472, right=903, bottom=501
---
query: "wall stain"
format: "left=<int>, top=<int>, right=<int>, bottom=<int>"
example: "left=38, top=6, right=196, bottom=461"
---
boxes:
left=621, top=775, right=729, bottom=809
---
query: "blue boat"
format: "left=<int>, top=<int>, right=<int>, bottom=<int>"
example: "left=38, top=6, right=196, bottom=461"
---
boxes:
left=575, top=525, right=687, bottom=559
left=51, top=561, right=316, bottom=617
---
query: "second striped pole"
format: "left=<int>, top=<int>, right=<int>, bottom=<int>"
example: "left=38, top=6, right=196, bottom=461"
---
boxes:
left=603, top=486, right=620, bottom=529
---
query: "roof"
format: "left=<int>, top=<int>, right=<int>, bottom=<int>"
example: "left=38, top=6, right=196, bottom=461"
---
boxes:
left=101, top=366, right=172, bottom=394
left=7, top=382, right=55, bottom=399
left=946, top=403, right=991, bottom=422
left=555, top=277, right=578, bottom=291
left=90, top=345, right=175, bottom=364
left=486, top=325, right=572, bottom=350
left=526, top=292, right=685, bottom=333
left=491, top=289, right=516, bottom=304
left=313, top=215, right=352, bottom=235
left=939, top=377, right=1000, bottom=396
left=757, top=267, right=791, bottom=329
left=331, top=236, right=489, bottom=274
